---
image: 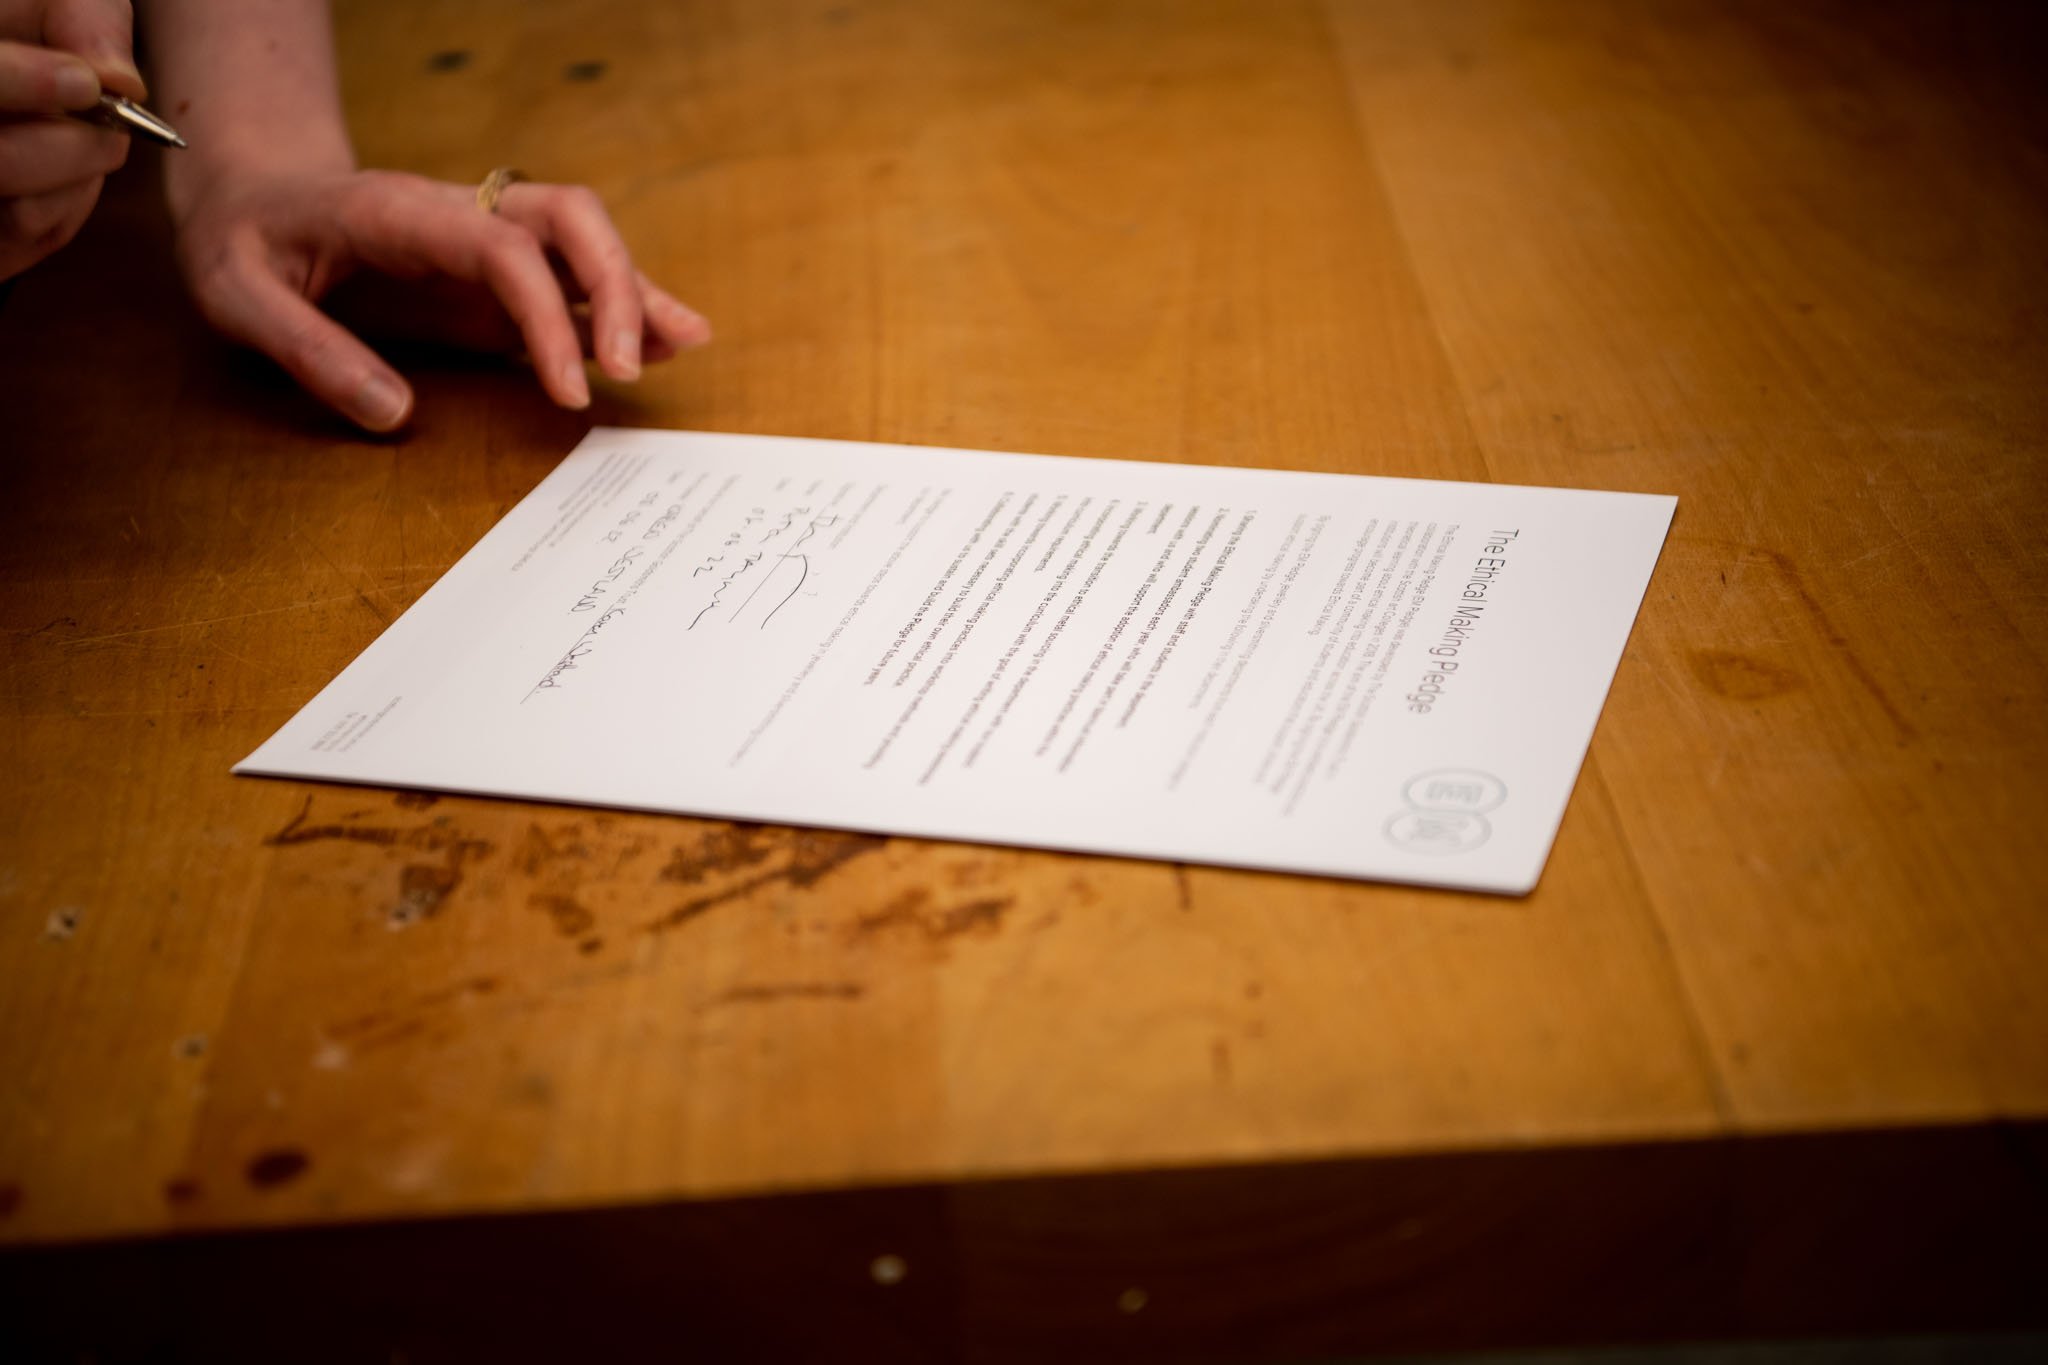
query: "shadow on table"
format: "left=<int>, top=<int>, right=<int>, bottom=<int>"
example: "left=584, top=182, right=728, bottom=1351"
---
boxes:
left=2, top=1119, right=2043, bottom=1364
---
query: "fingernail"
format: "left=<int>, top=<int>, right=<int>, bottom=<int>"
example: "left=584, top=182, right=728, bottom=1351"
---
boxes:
left=611, top=330, right=642, bottom=380
left=54, top=62, right=100, bottom=109
left=560, top=360, right=591, bottom=409
left=672, top=303, right=713, bottom=345
left=107, top=58, right=146, bottom=99
left=353, top=373, right=409, bottom=431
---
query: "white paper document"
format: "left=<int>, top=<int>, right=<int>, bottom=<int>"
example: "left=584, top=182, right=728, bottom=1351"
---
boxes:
left=238, top=429, right=1675, bottom=893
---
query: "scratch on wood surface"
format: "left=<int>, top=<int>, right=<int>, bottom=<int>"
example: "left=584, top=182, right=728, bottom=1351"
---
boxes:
left=51, top=594, right=396, bottom=648
left=1753, top=547, right=1917, bottom=741
left=296, top=528, right=397, bottom=628
left=323, top=975, right=501, bottom=1051
left=419, top=498, right=459, bottom=540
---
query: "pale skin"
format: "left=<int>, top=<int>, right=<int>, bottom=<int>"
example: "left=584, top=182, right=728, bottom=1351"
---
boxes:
left=0, top=0, right=710, bottom=432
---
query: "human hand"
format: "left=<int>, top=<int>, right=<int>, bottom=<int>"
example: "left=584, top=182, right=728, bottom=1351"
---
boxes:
left=171, top=165, right=711, bottom=432
left=0, top=0, right=147, bottom=280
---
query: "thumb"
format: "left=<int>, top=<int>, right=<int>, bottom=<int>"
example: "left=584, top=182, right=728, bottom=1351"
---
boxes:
left=42, top=0, right=144, bottom=100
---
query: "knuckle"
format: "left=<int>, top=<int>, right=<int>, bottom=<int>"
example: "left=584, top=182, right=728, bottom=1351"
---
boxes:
left=185, top=257, right=247, bottom=329
left=7, top=193, right=63, bottom=241
left=482, top=220, right=539, bottom=271
left=31, top=202, right=88, bottom=253
left=341, top=170, right=417, bottom=229
left=181, top=236, right=261, bottom=330
left=352, top=167, right=402, bottom=196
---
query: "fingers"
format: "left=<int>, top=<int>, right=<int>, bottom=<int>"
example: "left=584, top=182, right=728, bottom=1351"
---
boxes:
left=0, top=38, right=101, bottom=111
left=467, top=182, right=710, bottom=376
left=498, top=183, right=644, bottom=381
left=40, top=0, right=145, bottom=100
left=638, top=271, right=712, bottom=352
left=340, top=172, right=591, bottom=409
left=0, top=117, right=125, bottom=195
left=191, top=234, right=414, bottom=432
left=0, top=172, right=99, bottom=278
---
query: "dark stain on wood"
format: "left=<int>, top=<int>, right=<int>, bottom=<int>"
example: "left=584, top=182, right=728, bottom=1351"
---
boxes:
left=1211, top=1039, right=1233, bottom=1084
left=353, top=588, right=392, bottom=626
left=530, top=892, right=596, bottom=938
left=1689, top=649, right=1801, bottom=701
left=392, top=862, right=460, bottom=926
left=515, top=823, right=592, bottom=876
left=937, top=897, right=1010, bottom=936
left=163, top=1177, right=202, bottom=1206
left=854, top=886, right=929, bottom=931
left=787, top=831, right=890, bottom=888
left=259, top=798, right=495, bottom=927
left=267, top=797, right=401, bottom=847
left=659, top=823, right=776, bottom=885
left=393, top=791, right=439, bottom=810
left=709, top=982, right=865, bottom=1007
left=563, top=60, right=608, bottom=82
left=853, top=891, right=1012, bottom=942
left=0, top=1182, right=19, bottom=1220
left=646, top=829, right=887, bottom=934
left=245, top=1149, right=310, bottom=1190
left=426, top=49, right=471, bottom=73
left=266, top=796, right=495, bottom=863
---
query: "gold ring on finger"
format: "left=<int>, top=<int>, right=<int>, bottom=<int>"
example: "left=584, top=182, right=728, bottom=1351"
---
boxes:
left=475, top=167, right=528, bottom=215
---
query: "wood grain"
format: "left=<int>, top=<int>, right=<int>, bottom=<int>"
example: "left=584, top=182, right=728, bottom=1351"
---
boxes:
left=2, top=0, right=2045, bottom=1352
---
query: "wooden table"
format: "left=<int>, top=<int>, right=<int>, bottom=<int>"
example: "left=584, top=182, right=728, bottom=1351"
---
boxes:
left=4, top=1, right=2045, bottom=1359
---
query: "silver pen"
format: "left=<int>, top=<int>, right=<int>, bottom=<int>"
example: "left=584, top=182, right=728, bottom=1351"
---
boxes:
left=75, top=93, right=187, bottom=149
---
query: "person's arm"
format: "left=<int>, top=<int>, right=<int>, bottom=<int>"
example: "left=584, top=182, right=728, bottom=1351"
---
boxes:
left=142, top=0, right=708, bottom=432
left=147, top=0, right=354, bottom=186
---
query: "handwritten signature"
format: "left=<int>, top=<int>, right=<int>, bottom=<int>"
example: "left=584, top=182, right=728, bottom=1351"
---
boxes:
left=528, top=604, right=628, bottom=697
left=689, top=510, right=839, bottom=630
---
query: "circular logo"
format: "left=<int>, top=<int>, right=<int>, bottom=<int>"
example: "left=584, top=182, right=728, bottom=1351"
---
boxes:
left=1401, top=768, right=1508, bottom=814
left=1383, top=809, right=1492, bottom=854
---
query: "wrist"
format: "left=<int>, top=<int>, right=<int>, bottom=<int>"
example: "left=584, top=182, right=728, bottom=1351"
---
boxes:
left=165, top=132, right=356, bottom=225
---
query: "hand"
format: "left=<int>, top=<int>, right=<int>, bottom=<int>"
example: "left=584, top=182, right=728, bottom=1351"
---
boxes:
left=0, top=0, right=147, bottom=280
left=171, top=165, right=711, bottom=432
